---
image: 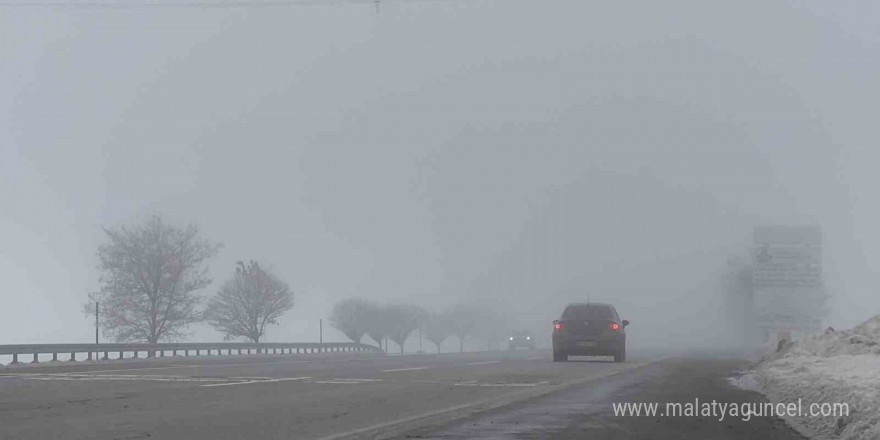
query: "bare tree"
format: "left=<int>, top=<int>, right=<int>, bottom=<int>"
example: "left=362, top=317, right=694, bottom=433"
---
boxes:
left=364, top=302, right=392, bottom=352
left=205, top=261, right=294, bottom=343
left=329, top=297, right=374, bottom=344
left=424, top=311, right=451, bottom=354
left=86, top=215, right=221, bottom=343
left=385, top=304, right=427, bottom=354
left=448, top=303, right=481, bottom=353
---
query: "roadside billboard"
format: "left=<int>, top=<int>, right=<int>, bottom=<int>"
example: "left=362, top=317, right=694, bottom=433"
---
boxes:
left=752, top=226, right=824, bottom=339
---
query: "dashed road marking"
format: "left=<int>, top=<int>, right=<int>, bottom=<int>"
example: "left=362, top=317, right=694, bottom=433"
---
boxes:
left=12, top=374, right=227, bottom=383
left=453, top=382, right=542, bottom=387
left=466, top=361, right=500, bottom=366
left=3, top=371, right=554, bottom=390
left=201, top=376, right=311, bottom=387
left=311, top=380, right=363, bottom=384
left=328, top=378, right=383, bottom=382
left=2, top=356, right=367, bottom=375
left=382, top=367, right=430, bottom=373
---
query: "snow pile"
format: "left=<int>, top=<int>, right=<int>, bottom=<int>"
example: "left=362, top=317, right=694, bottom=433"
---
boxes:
left=853, top=315, right=880, bottom=339
left=741, top=315, right=880, bottom=440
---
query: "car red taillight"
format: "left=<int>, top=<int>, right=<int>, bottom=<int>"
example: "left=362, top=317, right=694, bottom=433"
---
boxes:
left=609, top=322, right=620, bottom=331
left=554, top=323, right=562, bottom=331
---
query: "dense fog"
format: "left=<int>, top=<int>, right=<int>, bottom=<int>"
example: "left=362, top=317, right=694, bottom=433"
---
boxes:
left=2, top=0, right=879, bottom=352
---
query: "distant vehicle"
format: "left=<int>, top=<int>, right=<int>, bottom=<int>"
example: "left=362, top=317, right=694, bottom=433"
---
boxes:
left=508, top=331, right=536, bottom=350
left=552, top=303, right=629, bottom=362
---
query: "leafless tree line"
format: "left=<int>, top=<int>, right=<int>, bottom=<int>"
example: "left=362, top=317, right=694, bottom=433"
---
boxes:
left=329, top=298, right=517, bottom=353
left=84, top=215, right=522, bottom=350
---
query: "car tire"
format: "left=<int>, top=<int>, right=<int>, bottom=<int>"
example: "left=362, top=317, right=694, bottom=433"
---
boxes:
left=614, top=342, right=626, bottom=363
left=553, top=350, right=567, bottom=362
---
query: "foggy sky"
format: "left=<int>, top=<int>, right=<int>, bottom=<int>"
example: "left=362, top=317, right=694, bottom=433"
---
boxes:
left=2, top=0, right=879, bottom=348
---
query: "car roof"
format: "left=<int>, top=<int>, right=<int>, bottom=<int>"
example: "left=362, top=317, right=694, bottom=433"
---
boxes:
left=565, top=302, right=615, bottom=309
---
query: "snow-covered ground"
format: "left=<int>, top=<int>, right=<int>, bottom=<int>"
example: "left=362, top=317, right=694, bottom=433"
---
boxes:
left=733, top=315, right=880, bottom=440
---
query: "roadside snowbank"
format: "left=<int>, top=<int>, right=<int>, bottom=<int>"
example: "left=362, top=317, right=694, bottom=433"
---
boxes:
left=736, top=315, right=880, bottom=440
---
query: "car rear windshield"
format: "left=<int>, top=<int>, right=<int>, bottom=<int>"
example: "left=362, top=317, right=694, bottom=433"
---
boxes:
left=561, top=305, right=614, bottom=320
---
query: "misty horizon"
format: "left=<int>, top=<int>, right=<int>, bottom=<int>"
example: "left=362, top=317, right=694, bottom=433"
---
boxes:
left=3, top=0, right=879, bottom=351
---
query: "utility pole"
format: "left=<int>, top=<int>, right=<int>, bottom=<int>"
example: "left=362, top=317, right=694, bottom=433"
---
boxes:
left=95, top=301, right=99, bottom=345
left=319, top=319, right=323, bottom=353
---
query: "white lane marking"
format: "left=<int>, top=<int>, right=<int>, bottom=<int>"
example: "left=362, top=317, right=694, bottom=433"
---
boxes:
left=312, top=360, right=655, bottom=440
left=328, top=378, right=383, bottom=382
left=382, top=367, right=429, bottom=373
left=227, top=376, right=277, bottom=380
left=466, top=361, right=500, bottom=366
left=48, top=365, right=202, bottom=374
left=527, top=356, right=544, bottom=360
left=19, top=359, right=321, bottom=376
left=311, top=380, right=364, bottom=384
left=453, top=382, right=541, bottom=387
left=201, top=376, right=311, bottom=387
left=19, top=374, right=227, bottom=383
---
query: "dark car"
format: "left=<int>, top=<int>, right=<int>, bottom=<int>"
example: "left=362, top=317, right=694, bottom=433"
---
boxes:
left=508, top=331, right=536, bottom=350
left=552, top=303, right=629, bottom=362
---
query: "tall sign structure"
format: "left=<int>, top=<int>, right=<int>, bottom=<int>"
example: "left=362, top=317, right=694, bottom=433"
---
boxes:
left=752, top=225, right=825, bottom=342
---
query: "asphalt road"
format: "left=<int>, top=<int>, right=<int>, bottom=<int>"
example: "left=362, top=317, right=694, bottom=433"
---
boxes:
left=406, top=358, right=807, bottom=440
left=0, top=350, right=805, bottom=440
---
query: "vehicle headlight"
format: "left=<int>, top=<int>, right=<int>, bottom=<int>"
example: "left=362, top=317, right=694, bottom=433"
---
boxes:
left=509, top=337, right=514, bottom=341
left=526, top=336, right=531, bottom=340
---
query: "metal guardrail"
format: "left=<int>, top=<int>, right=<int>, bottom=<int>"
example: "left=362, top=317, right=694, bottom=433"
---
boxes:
left=0, top=342, right=382, bottom=365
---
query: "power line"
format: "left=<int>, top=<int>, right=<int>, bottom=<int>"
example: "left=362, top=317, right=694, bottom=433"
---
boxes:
left=0, top=0, right=371, bottom=8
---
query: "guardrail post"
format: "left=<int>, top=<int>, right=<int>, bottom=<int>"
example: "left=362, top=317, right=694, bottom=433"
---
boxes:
left=11, top=353, right=18, bottom=365
left=133, top=351, right=139, bottom=359
left=119, top=351, right=124, bottom=359
left=103, top=351, right=109, bottom=360
left=52, top=353, right=58, bottom=361
left=69, top=352, right=76, bottom=361
left=87, top=351, right=93, bottom=361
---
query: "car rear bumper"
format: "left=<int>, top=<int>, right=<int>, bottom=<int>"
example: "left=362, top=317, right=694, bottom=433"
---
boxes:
left=553, top=335, right=623, bottom=355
